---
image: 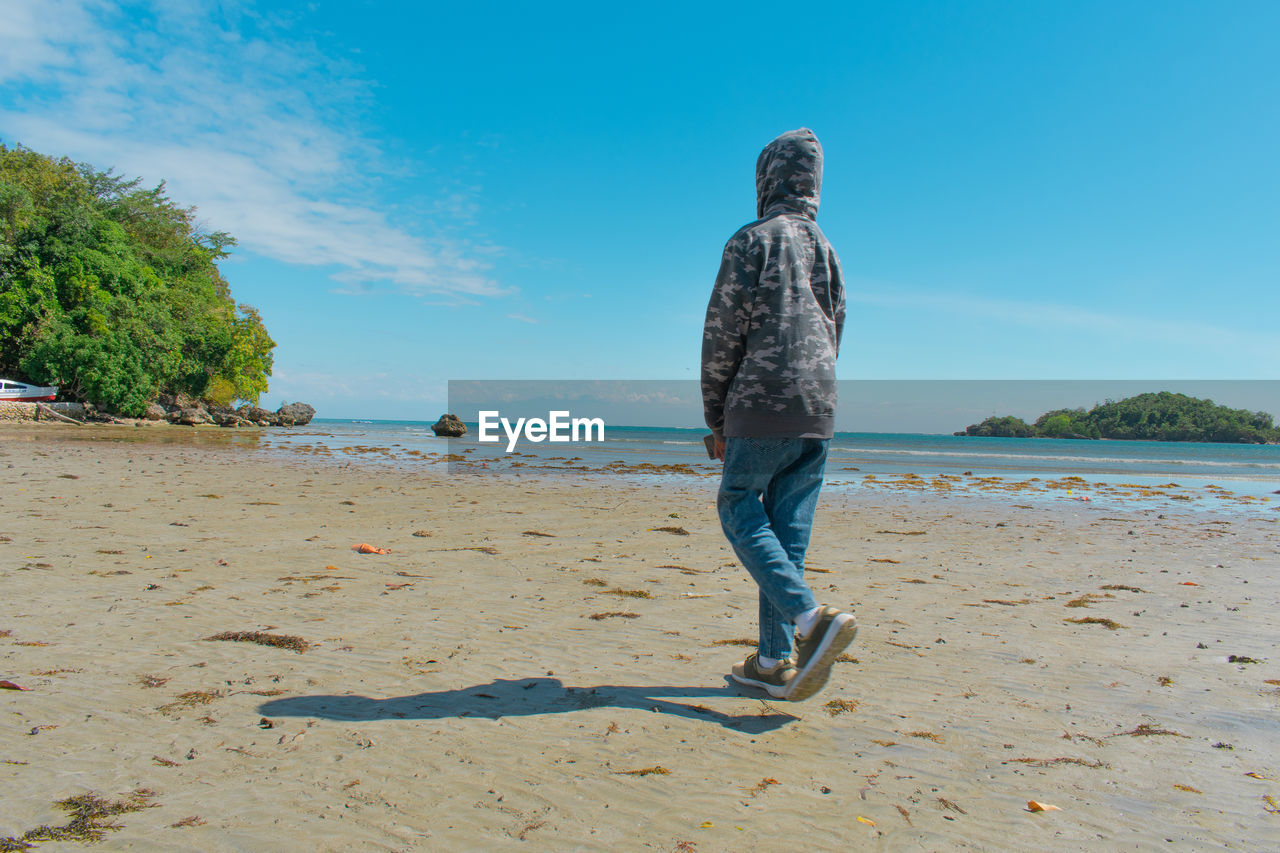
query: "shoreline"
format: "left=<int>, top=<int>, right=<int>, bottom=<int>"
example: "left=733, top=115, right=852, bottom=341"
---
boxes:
left=4, top=428, right=1280, bottom=849
left=8, top=420, right=1278, bottom=519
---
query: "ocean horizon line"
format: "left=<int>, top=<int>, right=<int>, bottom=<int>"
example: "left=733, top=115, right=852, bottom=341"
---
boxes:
left=313, top=417, right=956, bottom=437
left=309, top=417, right=1280, bottom=447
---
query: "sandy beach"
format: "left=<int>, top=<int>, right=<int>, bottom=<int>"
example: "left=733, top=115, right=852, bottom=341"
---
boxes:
left=2, top=424, right=1278, bottom=851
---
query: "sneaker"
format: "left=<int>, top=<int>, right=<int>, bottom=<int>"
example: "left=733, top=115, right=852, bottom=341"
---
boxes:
left=786, top=606, right=858, bottom=702
left=731, top=653, right=796, bottom=699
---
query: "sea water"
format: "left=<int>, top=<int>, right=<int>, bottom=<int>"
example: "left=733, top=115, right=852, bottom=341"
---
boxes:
left=255, top=420, right=1280, bottom=514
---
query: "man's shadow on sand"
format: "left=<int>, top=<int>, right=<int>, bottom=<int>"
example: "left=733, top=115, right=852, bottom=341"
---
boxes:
left=258, top=677, right=796, bottom=733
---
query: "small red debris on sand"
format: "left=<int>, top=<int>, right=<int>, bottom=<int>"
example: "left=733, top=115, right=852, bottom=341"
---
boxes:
left=353, top=543, right=391, bottom=554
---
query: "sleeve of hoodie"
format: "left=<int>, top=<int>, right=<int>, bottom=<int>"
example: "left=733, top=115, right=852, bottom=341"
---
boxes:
left=830, top=245, right=846, bottom=353
left=701, top=231, right=757, bottom=441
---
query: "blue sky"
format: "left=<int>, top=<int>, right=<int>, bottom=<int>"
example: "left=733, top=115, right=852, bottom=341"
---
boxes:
left=2, top=0, right=1277, bottom=421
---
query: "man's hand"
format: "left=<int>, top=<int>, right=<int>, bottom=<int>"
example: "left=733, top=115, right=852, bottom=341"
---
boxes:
left=713, top=437, right=726, bottom=461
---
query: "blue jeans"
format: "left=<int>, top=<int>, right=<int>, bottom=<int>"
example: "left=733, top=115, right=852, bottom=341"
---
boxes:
left=717, top=437, right=828, bottom=661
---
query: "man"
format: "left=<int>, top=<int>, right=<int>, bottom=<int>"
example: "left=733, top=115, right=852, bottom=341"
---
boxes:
left=701, top=127, right=856, bottom=702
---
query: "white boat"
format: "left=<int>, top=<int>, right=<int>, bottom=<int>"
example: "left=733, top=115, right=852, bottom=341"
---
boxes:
left=0, top=379, right=58, bottom=402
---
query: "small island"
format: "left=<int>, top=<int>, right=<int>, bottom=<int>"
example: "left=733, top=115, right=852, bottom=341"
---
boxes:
left=958, top=392, right=1280, bottom=443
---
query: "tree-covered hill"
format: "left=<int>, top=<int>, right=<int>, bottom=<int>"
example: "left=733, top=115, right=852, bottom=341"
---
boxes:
left=960, top=392, right=1280, bottom=443
left=0, top=144, right=273, bottom=416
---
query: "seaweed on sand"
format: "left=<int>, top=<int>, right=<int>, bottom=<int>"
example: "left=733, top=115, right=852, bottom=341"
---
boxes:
left=655, top=564, right=711, bottom=574
left=1007, top=757, right=1109, bottom=768
left=906, top=730, right=944, bottom=743
left=0, top=789, right=157, bottom=849
left=157, top=690, right=223, bottom=716
left=601, top=587, right=653, bottom=599
left=1109, top=723, right=1187, bottom=738
left=616, top=766, right=670, bottom=777
left=170, top=816, right=207, bottom=828
left=1065, top=617, right=1125, bottom=630
left=824, top=699, right=859, bottom=716
left=206, top=631, right=310, bottom=653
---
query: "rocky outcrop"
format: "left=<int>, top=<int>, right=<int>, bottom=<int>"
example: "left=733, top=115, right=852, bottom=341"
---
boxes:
left=10, top=395, right=316, bottom=427
left=274, top=402, right=316, bottom=427
left=156, top=392, right=196, bottom=412
left=432, top=414, right=467, bottom=437
left=240, top=406, right=274, bottom=426
left=80, top=402, right=118, bottom=423
left=208, top=406, right=245, bottom=427
left=157, top=399, right=317, bottom=427
left=174, top=407, right=212, bottom=426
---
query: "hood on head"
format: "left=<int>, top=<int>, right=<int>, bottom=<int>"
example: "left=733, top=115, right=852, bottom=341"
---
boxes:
left=755, top=128, right=823, bottom=220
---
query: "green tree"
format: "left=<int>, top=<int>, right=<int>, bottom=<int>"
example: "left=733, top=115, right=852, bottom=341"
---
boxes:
left=1034, top=407, right=1094, bottom=439
left=0, top=143, right=274, bottom=414
left=1039, top=412, right=1071, bottom=437
left=964, top=415, right=1035, bottom=438
left=960, top=393, right=1278, bottom=443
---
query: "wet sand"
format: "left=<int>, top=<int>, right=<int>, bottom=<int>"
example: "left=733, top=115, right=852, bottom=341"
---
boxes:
left=2, top=424, right=1279, bottom=850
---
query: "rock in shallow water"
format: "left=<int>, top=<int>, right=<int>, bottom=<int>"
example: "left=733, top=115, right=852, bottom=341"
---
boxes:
left=275, top=402, right=316, bottom=426
left=432, top=413, right=467, bottom=437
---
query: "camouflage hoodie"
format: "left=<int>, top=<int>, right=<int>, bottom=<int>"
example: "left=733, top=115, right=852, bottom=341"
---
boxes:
left=701, top=128, right=845, bottom=440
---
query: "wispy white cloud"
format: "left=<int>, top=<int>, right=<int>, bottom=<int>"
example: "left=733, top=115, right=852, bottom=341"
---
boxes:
left=0, top=0, right=501, bottom=299
left=850, top=282, right=1280, bottom=360
left=506, top=313, right=539, bottom=324
left=0, top=0, right=105, bottom=85
left=269, top=367, right=448, bottom=410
